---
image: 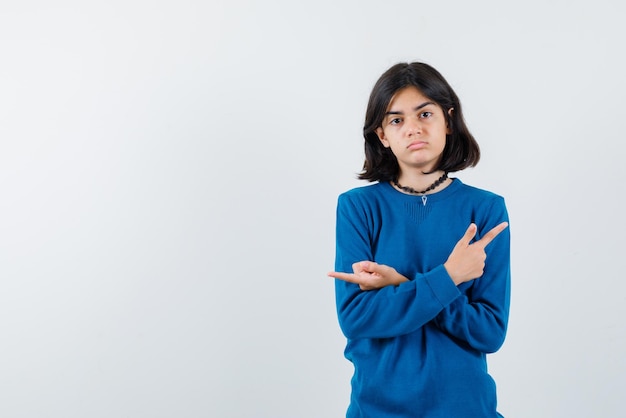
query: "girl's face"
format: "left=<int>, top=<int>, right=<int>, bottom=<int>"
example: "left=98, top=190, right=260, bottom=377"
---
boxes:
left=375, top=86, right=451, bottom=175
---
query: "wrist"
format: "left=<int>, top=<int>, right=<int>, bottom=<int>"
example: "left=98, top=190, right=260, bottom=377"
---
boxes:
left=443, top=262, right=461, bottom=286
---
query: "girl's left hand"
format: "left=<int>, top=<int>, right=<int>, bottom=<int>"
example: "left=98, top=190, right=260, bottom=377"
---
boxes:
left=328, top=261, right=409, bottom=291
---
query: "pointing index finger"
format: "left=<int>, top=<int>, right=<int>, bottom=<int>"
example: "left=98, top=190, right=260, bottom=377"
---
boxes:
left=476, top=222, right=509, bottom=248
left=328, top=271, right=358, bottom=284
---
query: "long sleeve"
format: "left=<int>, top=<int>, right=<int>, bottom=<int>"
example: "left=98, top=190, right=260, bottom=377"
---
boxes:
left=333, top=180, right=509, bottom=417
left=434, top=197, right=511, bottom=353
left=334, top=192, right=461, bottom=340
left=333, top=180, right=509, bottom=418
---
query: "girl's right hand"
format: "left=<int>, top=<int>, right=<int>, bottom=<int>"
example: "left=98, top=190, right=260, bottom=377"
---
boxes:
left=328, top=261, right=409, bottom=291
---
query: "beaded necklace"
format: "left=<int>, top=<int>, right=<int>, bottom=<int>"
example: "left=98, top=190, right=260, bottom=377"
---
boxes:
left=392, top=172, right=448, bottom=205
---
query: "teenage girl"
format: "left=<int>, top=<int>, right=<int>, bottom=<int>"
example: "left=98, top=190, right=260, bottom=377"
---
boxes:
left=328, top=62, right=511, bottom=418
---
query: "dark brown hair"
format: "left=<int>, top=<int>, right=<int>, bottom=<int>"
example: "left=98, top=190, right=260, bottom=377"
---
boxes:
left=359, top=62, right=480, bottom=181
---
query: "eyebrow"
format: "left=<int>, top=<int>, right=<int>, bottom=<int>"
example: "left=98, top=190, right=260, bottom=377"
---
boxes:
left=385, top=101, right=435, bottom=116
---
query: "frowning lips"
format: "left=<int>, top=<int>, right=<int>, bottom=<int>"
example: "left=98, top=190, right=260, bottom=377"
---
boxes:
left=407, top=141, right=427, bottom=150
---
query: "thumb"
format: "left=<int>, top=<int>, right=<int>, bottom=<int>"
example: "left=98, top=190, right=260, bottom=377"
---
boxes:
left=361, top=261, right=379, bottom=272
left=353, top=260, right=373, bottom=273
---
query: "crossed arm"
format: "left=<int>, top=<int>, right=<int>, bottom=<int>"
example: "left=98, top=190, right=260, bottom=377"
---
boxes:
left=328, top=222, right=508, bottom=290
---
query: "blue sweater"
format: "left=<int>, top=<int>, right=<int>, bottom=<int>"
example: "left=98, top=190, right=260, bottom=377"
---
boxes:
left=334, top=179, right=510, bottom=418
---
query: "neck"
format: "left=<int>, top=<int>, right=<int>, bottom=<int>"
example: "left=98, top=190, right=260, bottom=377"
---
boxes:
left=393, top=171, right=449, bottom=195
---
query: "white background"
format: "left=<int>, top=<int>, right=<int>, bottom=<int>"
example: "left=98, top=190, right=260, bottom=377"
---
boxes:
left=1, top=1, right=625, bottom=417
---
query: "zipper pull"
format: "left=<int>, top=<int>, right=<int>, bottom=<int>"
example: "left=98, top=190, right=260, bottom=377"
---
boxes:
left=421, top=195, right=427, bottom=206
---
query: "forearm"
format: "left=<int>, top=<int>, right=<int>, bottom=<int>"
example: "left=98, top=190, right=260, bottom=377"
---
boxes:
left=435, top=248, right=511, bottom=353
left=336, top=264, right=460, bottom=339
left=434, top=291, right=509, bottom=353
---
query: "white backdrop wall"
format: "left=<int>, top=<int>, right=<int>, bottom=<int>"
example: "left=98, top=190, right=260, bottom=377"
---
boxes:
left=1, top=1, right=624, bottom=417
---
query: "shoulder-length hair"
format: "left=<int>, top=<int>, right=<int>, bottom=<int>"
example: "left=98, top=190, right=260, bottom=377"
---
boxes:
left=359, top=62, right=480, bottom=182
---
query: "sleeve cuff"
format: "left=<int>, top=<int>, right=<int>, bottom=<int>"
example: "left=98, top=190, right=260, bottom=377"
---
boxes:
left=423, top=264, right=461, bottom=308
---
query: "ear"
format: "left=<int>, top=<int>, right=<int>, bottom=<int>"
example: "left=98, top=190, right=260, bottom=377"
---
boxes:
left=446, top=107, right=454, bottom=135
left=376, top=127, right=390, bottom=148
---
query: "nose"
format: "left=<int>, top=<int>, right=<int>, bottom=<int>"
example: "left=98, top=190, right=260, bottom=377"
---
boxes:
left=406, top=117, right=422, bottom=136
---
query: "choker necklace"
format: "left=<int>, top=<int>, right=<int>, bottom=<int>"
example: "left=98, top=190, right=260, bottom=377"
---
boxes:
left=392, top=172, right=448, bottom=195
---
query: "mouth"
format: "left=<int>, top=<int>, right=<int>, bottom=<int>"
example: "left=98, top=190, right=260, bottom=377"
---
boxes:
left=407, top=141, right=427, bottom=150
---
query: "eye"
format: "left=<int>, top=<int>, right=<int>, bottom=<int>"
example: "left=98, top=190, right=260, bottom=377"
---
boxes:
left=419, top=111, right=433, bottom=119
left=389, top=118, right=402, bottom=125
